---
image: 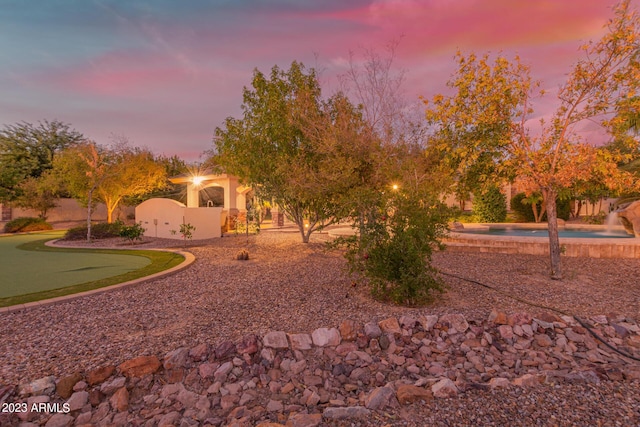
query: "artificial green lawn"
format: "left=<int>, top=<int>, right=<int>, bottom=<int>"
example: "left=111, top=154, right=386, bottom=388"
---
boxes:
left=0, top=231, right=185, bottom=307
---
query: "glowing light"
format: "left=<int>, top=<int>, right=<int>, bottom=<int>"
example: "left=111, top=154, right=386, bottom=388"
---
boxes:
left=392, top=184, right=399, bottom=191
left=192, top=176, right=204, bottom=186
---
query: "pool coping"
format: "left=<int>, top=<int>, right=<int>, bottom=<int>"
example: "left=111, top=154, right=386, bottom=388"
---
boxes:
left=0, top=240, right=195, bottom=314
left=445, top=224, right=640, bottom=259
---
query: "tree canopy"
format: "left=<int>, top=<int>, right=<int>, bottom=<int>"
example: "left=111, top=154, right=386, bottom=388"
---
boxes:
left=426, top=0, right=640, bottom=279
left=0, top=120, right=84, bottom=202
left=214, top=62, right=378, bottom=242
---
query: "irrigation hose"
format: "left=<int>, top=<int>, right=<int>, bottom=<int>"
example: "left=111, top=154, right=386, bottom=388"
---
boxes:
left=438, top=271, right=640, bottom=363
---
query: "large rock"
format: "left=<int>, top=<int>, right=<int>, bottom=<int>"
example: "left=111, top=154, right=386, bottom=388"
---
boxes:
left=18, top=376, right=56, bottom=397
left=364, top=386, right=395, bottom=410
left=378, top=317, right=401, bottom=335
left=396, top=384, right=432, bottom=404
left=338, top=320, right=359, bottom=341
left=56, top=372, right=83, bottom=399
left=616, top=200, right=640, bottom=237
left=66, top=391, right=89, bottom=412
left=86, top=365, right=115, bottom=386
left=109, top=387, right=129, bottom=412
left=163, top=347, right=190, bottom=370
left=263, top=331, right=289, bottom=349
left=288, top=333, right=313, bottom=350
left=432, top=378, right=458, bottom=398
left=439, top=314, right=469, bottom=333
left=44, top=413, right=74, bottom=427
left=118, top=356, right=161, bottom=377
left=311, top=328, right=341, bottom=347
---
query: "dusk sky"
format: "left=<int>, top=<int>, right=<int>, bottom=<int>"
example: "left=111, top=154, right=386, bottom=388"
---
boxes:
left=0, top=0, right=622, bottom=161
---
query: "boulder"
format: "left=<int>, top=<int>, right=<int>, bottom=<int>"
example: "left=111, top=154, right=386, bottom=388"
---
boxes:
left=118, top=356, right=161, bottom=378
left=616, top=200, right=640, bottom=236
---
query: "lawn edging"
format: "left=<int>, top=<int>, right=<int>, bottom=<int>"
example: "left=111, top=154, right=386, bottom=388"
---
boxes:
left=0, top=240, right=195, bottom=313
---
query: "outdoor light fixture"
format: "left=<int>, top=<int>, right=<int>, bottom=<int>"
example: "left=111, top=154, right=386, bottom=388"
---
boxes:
left=192, top=176, right=204, bottom=186
left=392, top=184, right=399, bottom=191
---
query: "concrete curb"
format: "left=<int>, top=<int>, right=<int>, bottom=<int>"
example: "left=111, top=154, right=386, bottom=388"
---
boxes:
left=0, top=241, right=195, bottom=314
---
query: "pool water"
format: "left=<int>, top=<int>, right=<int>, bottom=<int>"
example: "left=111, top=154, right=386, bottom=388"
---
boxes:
left=462, top=228, right=633, bottom=239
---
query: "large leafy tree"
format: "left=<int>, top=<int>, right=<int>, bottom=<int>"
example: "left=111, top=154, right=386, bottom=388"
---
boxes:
left=55, top=140, right=167, bottom=240
left=54, top=142, right=110, bottom=241
left=426, top=0, right=640, bottom=279
left=214, top=62, right=370, bottom=243
left=96, top=140, right=167, bottom=223
left=0, top=120, right=83, bottom=202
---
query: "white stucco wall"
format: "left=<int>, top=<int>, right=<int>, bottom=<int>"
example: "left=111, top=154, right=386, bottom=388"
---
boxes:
left=135, top=198, right=222, bottom=239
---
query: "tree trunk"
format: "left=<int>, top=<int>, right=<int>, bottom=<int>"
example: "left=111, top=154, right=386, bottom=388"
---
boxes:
left=544, top=189, right=562, bottom=280
left=107, top=205, right=114, bottom=223
left=299, top=224, right=310, bottom=243
left=86, top=189, right=93, bottom=242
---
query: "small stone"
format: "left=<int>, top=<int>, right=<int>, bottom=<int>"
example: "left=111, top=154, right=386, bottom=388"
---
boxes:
left=323, top=406, right=371, bottom=420
left=592, top=315, right=608, bottom=324
left=264, top=331, right=289, bottom=349
left=364, top=322, right=382, bottom=338
left=220, top=394, right=240, bottom=410
left=199, top=362, right=218, bottom=379
left=439, top=314, right=469, bottom=333
left=378, top=317, right=401, bottom=335
left=189, top=343, right=209, bottom=361
left=488, top=378, right=511, bottom=389
left=215, top=340, right=236, bottom=359
left=163, top=347, right=190, bottom=370
left=498, top=325, right=513, bottom=341
left=513, top=374, right=541, bottom=387
left=508, top=313, right=532, bottom=326
left=266, top=399, right=284, bottom=412
left=339, top=320, right=358, bottom=341
left=100, top=376, right=126, bottom=395
left=72, top=381, right=87, bottom=392
left=118, top=355, right=161, bottom=378
left=488, top=309, right=508, bottom=325
left=158, top=411, right=181, bottom=426
left=287, top=413, right=323, bottom=427
left=364, top=386, right=395, bottom=410
left=44, top=413, right=74, bottom=427
left=432, top=378, right=458, bottom=398
left=419, top=315, right=439, bottom=331
left=311, top=328, right=341, bottom=347
left=535, top=334, right=553, bottom=347
left=237, top=334, right=259, bottom=355
left=56, top=372, right=83, bottom=399
left=66, top=391, right=89, bottom=412
left=109, top=387, right=129, bottom=412
left=565, top=329, right=585, bottom=343
left=396, top=384, right=432, bottom=404
left=399, top=315, right=418, bottom=329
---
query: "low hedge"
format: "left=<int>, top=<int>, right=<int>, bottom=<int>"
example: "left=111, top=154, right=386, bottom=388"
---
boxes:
left=4, top=217, right=53, bottom=233
left=64, top=221, right=124, bottom=240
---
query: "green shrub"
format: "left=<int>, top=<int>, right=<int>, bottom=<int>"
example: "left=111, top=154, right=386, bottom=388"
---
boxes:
left=510, top=193, right=536, bottom=222
left=556, top=197, right=571, bottom=221
left=473, top=186, right=507, bottom=223
left=510, top=192, right=571, bottom=222
left=64, top=221, right=124, bottom=240
left=584, top=212, right=607, bottom=224
left=119, top=223, right=146, bottom=243
left=334, top=192, right=449, bottom=306
left=4, top=217, right=53, bottom=233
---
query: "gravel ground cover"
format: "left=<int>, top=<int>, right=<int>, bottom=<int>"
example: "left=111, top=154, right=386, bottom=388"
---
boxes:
left=1, top=230, right=639, bottom=425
